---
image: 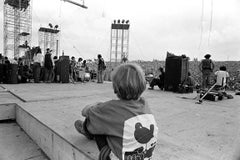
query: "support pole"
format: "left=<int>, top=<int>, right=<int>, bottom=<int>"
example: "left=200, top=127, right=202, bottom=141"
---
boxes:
left=62, top=0, right=88, bottom=9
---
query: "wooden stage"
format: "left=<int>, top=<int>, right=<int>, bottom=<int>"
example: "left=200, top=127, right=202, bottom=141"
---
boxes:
left=0, top=82, right=240, bottom=160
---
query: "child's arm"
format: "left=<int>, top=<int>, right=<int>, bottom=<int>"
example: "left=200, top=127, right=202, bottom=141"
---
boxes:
left=82, top=102, right=102, bottom=117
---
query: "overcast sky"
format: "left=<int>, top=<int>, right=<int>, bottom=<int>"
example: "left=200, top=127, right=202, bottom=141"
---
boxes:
left=0, top=0, right=240, bottom=61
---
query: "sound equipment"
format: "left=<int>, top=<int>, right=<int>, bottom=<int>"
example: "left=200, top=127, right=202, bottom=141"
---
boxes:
left=200, top=91, right=223, bottom=101
left=55, top=60, right=61, bottom=82
left=164, top=55, right=189, bottom=92
left=59, top=56, right=69, bottom=83
left=177, top=85, right=194, bottom=93
left=6, top=64, right=18, bottom=84
left=0, top=64, right=5, bottom=83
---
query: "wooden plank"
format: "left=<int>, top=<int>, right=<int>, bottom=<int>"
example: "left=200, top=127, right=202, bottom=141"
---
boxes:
left=0, top=103, right=16, bottom=121
left=16, top=106, right=94, bottom=160
left=0, top=123, right=48, bottom=160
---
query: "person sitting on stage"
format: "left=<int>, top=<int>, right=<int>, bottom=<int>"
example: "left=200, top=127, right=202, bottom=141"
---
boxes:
left=178, top=72, right=196, bottom=93
left=148, top=67, right=165, bottom=90
left=234, top=69, right=240, bottom=92
left=214, top=66, right=235, bottom=99
left=214, top=65, right=229, bottom=91
left=74, top=63, right=158, bottom=160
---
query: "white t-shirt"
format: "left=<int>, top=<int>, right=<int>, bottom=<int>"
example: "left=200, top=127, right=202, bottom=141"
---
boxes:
left=215, top=70, right=229, bottom=86
left=33, top=53, right=44, bottom=66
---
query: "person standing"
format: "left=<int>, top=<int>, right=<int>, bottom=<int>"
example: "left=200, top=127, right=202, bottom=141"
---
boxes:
left=43, top=48, right=54, bottom=83
left=69, top=56, right=77, bottom=83
left=76, top=57, right=83, bottom=82
left=76, top=57, right=83, bottom=68
left=0, top=54, right=4, bottom=64
left=97, top=54, right=105, bottom=83
left=199, top=54, right=215, bottom=89
left=53, top=56, right=59, bottom=82
left=0, top=54, right=5, bottom=83
left=33, top=47, right=43, bottom=83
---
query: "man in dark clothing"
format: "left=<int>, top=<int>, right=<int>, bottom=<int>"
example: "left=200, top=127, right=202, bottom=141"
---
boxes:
left=0, top=54, right=4, bottom=83
left=0, top=54, right=4, bottom=64
left=44, top=48, right=54, bottom=83
left=199, top=54, right=215, bottom=89
left=97, top=54, right=105, bottom=83
left=148, top=67, right=165, bottom=90
left=53, top=56, right=59, bottom=82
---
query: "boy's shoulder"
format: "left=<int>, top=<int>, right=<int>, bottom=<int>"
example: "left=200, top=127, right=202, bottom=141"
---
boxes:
left=96, top=97, right=149, bottom=112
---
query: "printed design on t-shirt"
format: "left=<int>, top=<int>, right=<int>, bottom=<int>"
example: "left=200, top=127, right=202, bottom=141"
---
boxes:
left=122, top=114, right=158, bottom=160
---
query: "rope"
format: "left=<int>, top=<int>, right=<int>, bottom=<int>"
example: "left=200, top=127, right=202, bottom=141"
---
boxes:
left=207, top=0, right=213, bottom=48
left=73, top=45, right=84, bottom=58
left=198, top=0, right=204, bottom=50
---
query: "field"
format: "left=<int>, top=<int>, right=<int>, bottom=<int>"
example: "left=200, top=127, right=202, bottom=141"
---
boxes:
left=105, top=60, right=240, bottom=89
left=135, top=60, right=240, bottom=88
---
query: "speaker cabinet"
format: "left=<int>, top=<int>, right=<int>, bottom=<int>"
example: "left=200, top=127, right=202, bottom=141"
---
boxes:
left=164, top=56, right=189, bottom=92
left=0, top=64, right=5, bottom=83
left=59, top=56, right=69, bottom=83
left=6, top=64, right=18, bottom=84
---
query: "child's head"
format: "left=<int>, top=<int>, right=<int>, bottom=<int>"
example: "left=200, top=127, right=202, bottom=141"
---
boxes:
left=220, top=66, right=227, bottom=71
left=111, top=63, right=146, bottom=100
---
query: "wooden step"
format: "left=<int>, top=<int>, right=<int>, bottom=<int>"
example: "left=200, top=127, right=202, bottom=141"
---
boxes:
left=16, top=105, right=98, bottom=160
left=0, top=103, right=16, bottom=121
left=0, top=122, right=48, bottom=160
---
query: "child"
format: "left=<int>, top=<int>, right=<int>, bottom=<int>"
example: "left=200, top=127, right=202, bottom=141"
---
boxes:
left=74, top=63, right=158, bottom=160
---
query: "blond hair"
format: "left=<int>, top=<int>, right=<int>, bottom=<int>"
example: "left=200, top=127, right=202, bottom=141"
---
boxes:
left=111, top=63, right=146, bottom=100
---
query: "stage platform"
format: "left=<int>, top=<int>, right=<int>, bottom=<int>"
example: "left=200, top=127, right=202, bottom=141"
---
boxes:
left=0, top=82, right=240, bottom=160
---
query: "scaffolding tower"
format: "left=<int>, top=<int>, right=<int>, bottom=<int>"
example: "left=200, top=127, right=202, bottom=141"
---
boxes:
left=3, top=0, right=32, bottom=59
left=110, top=20, right=130, bottom=67
left=38, top=27, right=60, bottom=56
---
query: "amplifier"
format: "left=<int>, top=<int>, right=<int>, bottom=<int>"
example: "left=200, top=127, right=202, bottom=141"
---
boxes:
left=200, top=91, right=223, bottom=101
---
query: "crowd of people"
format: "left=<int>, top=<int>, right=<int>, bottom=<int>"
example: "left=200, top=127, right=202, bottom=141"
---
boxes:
left=0, top=48, right=107, bottom=84
left=69, top=54, right=106, bottom=83
left=145, top=53, right=240, bottom=94
left=1, top=50, right=240, bottom=94
left=0, top=53, right=32, bottom=83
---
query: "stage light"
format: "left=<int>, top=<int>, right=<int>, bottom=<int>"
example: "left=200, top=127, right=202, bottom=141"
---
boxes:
left=122, top=20, right=125, bottom=24
left=117, top=19, right=121, bottom=24
left=49, top=23, right=53, bottom=28
left=113, top=20, right=116, bottom=24
left=54, top=25, right=59, bottom=29
left=125, top=20, right=129, bottom=24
